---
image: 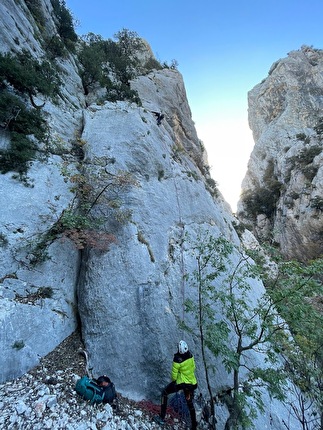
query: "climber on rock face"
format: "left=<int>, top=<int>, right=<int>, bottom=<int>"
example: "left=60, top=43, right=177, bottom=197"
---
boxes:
left=152, top=111, right=165, bottom=126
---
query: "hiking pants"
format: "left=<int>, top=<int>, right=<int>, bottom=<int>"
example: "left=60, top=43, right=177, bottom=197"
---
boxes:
left=160, top=381, right=197, bottom=429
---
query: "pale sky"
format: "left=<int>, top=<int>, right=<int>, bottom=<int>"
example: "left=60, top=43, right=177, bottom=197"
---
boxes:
left=66, top=0, right=323, bottom=211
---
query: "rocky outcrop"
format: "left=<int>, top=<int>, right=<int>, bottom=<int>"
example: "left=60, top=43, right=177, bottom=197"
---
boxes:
left=0, top=2, right=311, bottom=429
left=238, top=46, right=323, bottom=260
left=0, top=0, right=236, bottom=392
left=77, top=73, right=237, bottom=402
left=0, top=0, right=85, bottom=382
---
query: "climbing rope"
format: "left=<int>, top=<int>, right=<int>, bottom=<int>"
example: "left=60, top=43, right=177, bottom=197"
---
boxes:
left=154, top=110, right=187, bottom=324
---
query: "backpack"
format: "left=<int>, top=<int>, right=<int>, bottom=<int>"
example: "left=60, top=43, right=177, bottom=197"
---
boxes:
left=75, top=376, right=105, bottom=404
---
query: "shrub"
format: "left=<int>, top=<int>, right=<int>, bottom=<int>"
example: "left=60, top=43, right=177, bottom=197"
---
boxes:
left=144, top=58, right=163, bottom=71
left=0, top=232, right=8, bottom=247
left=314, top=117, right=323, bottom=135
left=50, top=0, right=77, bottom=51
left=0, top=132, right=36, bottom=174
left=288, top=145, right=322, bottom=168
left=242, top=160, right=282, bottom=220
left=300, top=145, right=322, bottom=163
left=0, top=91, right=45, bottom=136
left=25, top=0, right=46, bottom=29
left=0, top=90, right=47, bottom=174
left=0, top=50, right=60, bottom=98
left=114, top=28, right=142, bottom=58
left=242, top=187, right=278, bottom=219
left=12, top=340, right=25, bottom=350
left=78, top=30, right=143, bottom=104
left=296, top=133, right=311, bottom=144
left=44, top=35, right=67, bottom=59
left=105, top=79, right=141, bottom=105
left=301, top=164, right=318, bottom=182
left=310, top=196, right=323, bottom=211
left=0, top=50, right=57, bottom=174
left=28, top=171, right=138, bottom=262
left=78, top=41, right=107, bottom=94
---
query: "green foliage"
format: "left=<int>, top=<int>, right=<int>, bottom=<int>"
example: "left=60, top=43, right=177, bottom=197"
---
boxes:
left=78, top=29, right=149, bottom=103
left=105, top=79, right=141, bottom=105
left=0, top=232, right=8, bottom=247
left=181, top=232, right=233, bottom=427
left=288, top=144, right=322, bottom=168
left=0, top=131, right=35, bottom=175
left=0, top=50, right=60, bottom=97
left=114, top=28, right=142, bottom=58
left=28, top=170, right=138, bottom=263
left=25, top=0, right=46, bottom=29
left=144, top=57, right=163, bottom=71
left=296, top=132, right=310, bottom=143
left=310, top=196, right=323, bottom=211
left=44, top=35, right=67, bottom=59
left=77, top=35, right=109, bottom=93
left=0, top=90, right=47, bottom=174
left=241, top=160, right=282, bottom=220
left=51, top=206, right=117, bottom=251
left=182, top=231, right=322, bottom=429
left=50, top=0, right=77, bottom=51
left=296, top=133, right=307, bottom=141
left=301, top=164, right=318, bottom=182
left=285, top=144, right=321, bottom=190
left=0, top=91, right=45, bottom=136
left=266, top=257, right=323, bottom=429
left=241, top=186, right=279, bottom=219
left=0, top=50, right=59, bottom=174
left=206, top=177, right=219, bottom=197
left=314, top=116, right=323, bottom=135
left=78, top=33, right=140, bottom=100
left=232, top=220, right=246, bottom=238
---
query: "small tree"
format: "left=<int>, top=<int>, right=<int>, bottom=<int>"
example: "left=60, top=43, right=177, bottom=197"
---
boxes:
left=51, top=0, right=78, bottom=50
left=78, top=32, right=141, bottom=103
left=0, top=50, right=60, bottom=175
left=182, top=231, right=323, bottom=429
left=281, top=346, right=322, bottom=430
left=182, top=234, right=233, bottom=428
left=114, top=28, right=142, bottom=58
left=27, top=168, right=138, bottom=264
left=265, top=256, right=323, bottom=430
left=182, top=231, right=289, bottom=429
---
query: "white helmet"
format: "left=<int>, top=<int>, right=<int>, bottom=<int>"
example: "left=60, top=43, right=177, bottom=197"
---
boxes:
left=178, top=340, right=188, bottom=354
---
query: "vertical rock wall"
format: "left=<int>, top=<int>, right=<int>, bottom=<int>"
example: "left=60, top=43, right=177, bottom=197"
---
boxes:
left=238, top=46, right=323, bottom=260
left=77, top=73, right=239, bottom=399
left=0, top=0, right=85, bottom=381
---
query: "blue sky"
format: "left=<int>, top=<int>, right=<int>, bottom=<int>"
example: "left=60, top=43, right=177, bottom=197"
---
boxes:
left=66, top=0, right=323, bottom=210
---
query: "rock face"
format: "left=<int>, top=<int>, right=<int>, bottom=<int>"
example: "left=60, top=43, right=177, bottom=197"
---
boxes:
left=77, top=74, right=237, bottom=401
left=0, top=0, right=237, bottom=393
left=0, top=0, right=84, bottom=383
left=238, top=46, right=323, bottom=260
left=0, top=2, right=309, bottom=429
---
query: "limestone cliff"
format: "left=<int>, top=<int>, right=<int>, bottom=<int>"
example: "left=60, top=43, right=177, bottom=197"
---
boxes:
left=0, top=2, right=308, bottom=429
left=0, top=0, right=234, bottom=388
left=238, top=46, right=323, bottom=261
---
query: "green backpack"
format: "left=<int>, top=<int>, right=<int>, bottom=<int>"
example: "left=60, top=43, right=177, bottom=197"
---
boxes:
left=75, top=376, right=105, bottom=404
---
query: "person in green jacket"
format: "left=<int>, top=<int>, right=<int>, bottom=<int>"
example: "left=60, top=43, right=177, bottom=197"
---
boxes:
left=155, top=340, right=198, bottom=429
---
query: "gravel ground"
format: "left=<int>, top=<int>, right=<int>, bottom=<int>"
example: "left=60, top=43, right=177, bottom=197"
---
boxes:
left=0, top=330, right=198, bottom=430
